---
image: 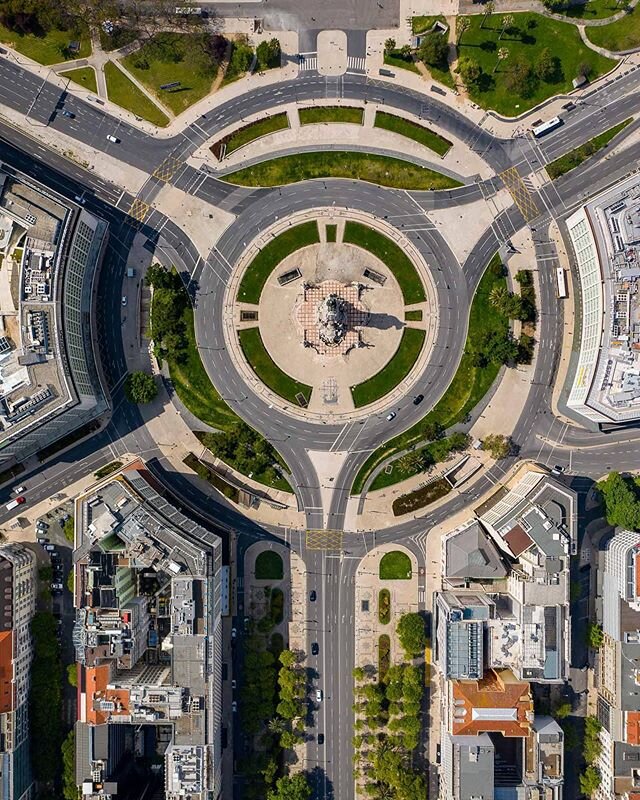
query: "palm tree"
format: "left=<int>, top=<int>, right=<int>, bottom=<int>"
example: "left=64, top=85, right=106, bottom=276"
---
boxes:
left=499, top=14, right=514, bottom=39
left=489, top=284, right=509, bottom=310
left=494, top=47, right=509, bottom=73
left=481, top=1, right=494, bottom=29
left=456, top=15, right=470, bottom=46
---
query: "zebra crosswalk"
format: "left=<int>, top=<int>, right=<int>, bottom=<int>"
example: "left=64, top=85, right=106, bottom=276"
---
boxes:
left=347, top=55, right=366, bottom=73
left=298, top=52, right=318, bottom=72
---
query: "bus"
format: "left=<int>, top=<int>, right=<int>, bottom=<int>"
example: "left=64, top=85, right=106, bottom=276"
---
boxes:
left=556, top=267, right=568, bottom=299
left=532, top=116, right=562, bottom=138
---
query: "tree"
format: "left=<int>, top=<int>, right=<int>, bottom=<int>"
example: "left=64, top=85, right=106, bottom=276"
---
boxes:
left=579, top=765, right=601, bottom=797
left=256, top=37, right=281, bottom=70
left=482, top=434, right=512, bottom=459
left=396, top=613, right=426, bottom=656
left=62, top=729, right=78, bottom=800
left=552, top=701, right=572, bottom=720
left=419, top=31, right=449, bottom=68
left=229, top=40, right=254, bottom=76
left=494, top=46, right=509, bottom=74
left=479, top=330, right=519, bottom=364
left=536, top=47, right=560, bottom=82
left=597, top=471, right=640, bottom=530
left=456, top=15, right=470, bottom=45
left=398, top=450, right=426, bottom=474
left=67, top=662, right=78, bottom=687
left=64, top=517, right=74, bottom=542
left=505, top=55, right=533, bottom=96
left=124, top=371, right=158, bottom=404
left=279, top=649, right=297, bottom=668
left=481, top=1, right=495, bottom=29
left=499, top=14, right=514, bottom=39
left=587, top=621, right=604, bottom=649
left=267, top=773, right=312, bottom=800
left=384, top=37, right=396, bottom=54
left=456, top=56, right=483, bottom=88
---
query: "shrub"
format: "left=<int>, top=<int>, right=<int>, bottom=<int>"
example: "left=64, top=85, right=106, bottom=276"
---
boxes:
left=124, top=371, right=157, bottom=404
left=379, top=589, right=391, bottom=624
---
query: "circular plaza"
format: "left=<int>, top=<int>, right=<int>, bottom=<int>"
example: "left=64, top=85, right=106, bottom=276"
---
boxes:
left=223, top=210, right=440, bottom=420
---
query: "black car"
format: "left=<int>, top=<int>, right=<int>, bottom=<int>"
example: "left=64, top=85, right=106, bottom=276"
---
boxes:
left=311, top=642, right=319, bottom=656
left=309, top=590, right=316, bottom=602
left=413, top=394, right=424, bottom=405
left=318, top=734, right=324, bottom=745
left=61, top=110, right=75, bottom=118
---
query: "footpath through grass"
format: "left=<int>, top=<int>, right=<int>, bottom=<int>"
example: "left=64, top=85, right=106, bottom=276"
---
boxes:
left=123, top=32, right=220, bottom=115
left=238, top=327, right=313, bottom=407
left=224, top=113, right=289, bottom=154
left=104, top=61, right=169, bottom=127
left=60, top=66, right=97, bottom=94
left=237, top=221, right=320, bottom=303
left=351, top=254, right=507, bottom=495
left=343, top=221, right=426, bottom=304
left=586, top=5, right=640, bottom=50
left=0, top=23, right=90, bottom=64
left=458, top=12, right=614, bottom=116
left=547, top=118, right=633, bottom=178
left=299, top=106, right=364, bottom=125
left=221, top=151, right=462, bottom=191
left=352, top=328, right=426, bottom=408
left=374, top=111, right=452, bottom=156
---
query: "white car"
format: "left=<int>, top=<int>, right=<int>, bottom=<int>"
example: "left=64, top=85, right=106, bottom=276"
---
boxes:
left=12, top=485, right=25, bottom=494
left=106, top=134, right=120, bottom=143
left=51, top=583, right=63, bottom=591
left=386, top=411, right=396, bottom=422
left=121, top=296, right=127, bottom=306
left=316, top=689, right=323, bottom=702
left=232, top=700, right=238, bottom=713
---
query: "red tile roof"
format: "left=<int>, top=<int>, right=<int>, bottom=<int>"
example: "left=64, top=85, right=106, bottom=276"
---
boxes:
left=504, top=525, right=534, bottom=557
left=451, top=669, right=533, bottom=738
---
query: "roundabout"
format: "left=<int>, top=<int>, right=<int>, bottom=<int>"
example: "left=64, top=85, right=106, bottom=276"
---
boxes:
left=221, top=207, right=441, bottom=421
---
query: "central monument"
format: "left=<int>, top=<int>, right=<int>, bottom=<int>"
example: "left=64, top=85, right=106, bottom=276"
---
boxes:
left=294, top=280, right=370, bottom=357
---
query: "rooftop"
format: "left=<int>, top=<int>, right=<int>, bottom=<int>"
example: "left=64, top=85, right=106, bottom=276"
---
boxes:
left=450, top=669, right=533, bottom=738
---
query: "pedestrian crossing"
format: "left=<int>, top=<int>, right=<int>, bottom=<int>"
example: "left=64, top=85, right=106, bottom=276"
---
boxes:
left=298, top=52, right=318, bottom=72
left=347, top=56, right=366, bottom=73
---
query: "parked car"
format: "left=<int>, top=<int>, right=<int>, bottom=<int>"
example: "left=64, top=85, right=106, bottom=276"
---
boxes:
left=51, top=583, right=63, bottom=591
left=36, top=521, right=49, bottom=530
left=37, top=537, right=49, bottom=545
left=309, top=590, right=316, bottom=602
left=318, top=733, right=324, bottom=745
left=12, top=486, right=26, bottom=494
left=231, top=700, right=238, bottom=713
left=231, top=679, right=236, bottom=690
left=231, top=627, right=237, bottom=640
left=121, top=296, right=127, bottom=306
left=44, top=544, right=55, bottom=552
left=311, top=642, right=319, bottom=656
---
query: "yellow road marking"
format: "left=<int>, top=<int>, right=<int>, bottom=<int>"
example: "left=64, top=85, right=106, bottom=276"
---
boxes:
left=305, top=529, right=344, bottom=550
left=500, top=167, right=540, bottom=222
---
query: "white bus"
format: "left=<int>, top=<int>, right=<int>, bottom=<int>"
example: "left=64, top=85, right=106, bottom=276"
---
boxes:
left=532, top=116, right=562, bottom=138
left=556, top=267, right=568, bottom=299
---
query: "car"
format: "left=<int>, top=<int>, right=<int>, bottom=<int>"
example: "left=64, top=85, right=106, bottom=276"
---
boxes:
left=231, top=679, right=236, bottom=690
left=413, top=394, right=424, bottom=405
left=51, top=583, right=63, bottom=591
left=231, top=700, right=238, bottom=713
left=316, top=689, right=323, bottom=702
left=106, top=134, right=119, bottom=143
left=243, top=616, right=250, bottom=632
left=386, top=411, right=396, bottom=421
left=36, top=521, right=49, bottom=530
left=309, top=590, right=316, bottom=602
left=12, top=486, right=25, bottom=494
left=44, top=544, right=55, bottom=552
left=311, top=642, right=319, bottom=656
left=61, top=109, right=75, bottom=118
left=37, top=537, right=49, bottom=545
left=121, top=296, right=127, bottom=306
left=52, top=589, right=62, bottom=596
left=231, top=627, right=237, bottom=639
left=436, top=744, right=441, bottom=764
left=318, top=733, right=324, bottom=745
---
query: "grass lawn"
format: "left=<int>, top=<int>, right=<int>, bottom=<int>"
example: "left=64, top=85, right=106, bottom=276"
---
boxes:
left=384, top=50, right=421, bottom=74
left=547, top=118, right=633, bottom=178
left=60, top=66, right=97, bottom=94
left=411, top=15, right=456, bottom=89
left=379, top=589, right=391, bottom=624
left=405, top=310, right=423, bottom=322
left=123, top=32, right=219, bottom=115
left=560, top=0, right=623, bottom=19
left=0, top=23, right=90, bottom=65
left=104, top=61, right=169, bottom=126
left=299, top=106, right=364, bottom=125
left=380, top=551, right=412, bottom=579
left=351, top=253, right=508, bottom=495
left=343, top=221, right=426, bottom=304
left=222, top=151, right=462, bottom=191
left=412, top=15, right=447, bottom=34
left=351, top=328, right=426, bottom=407
left=237, top=221, right=319, bottom=303
left=238, top=327, right=312, bottom=407
left=370, top=432, right=469, bottom=491
left=459, top=12, right=615, bottom=116
left=168, top=307, right=240, bottom=431
left=374, top=111, right=452, bottom=156
left=586, top=5, right=640, bottom=50
left=225, top=113, right=289, bottom=154
left=255, top=550, right=284, bottom=580
left=326, top=224, right=337, bottom=243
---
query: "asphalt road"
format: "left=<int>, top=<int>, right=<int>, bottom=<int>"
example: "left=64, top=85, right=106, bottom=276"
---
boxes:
left=1, top=56, right=640, bottom=800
